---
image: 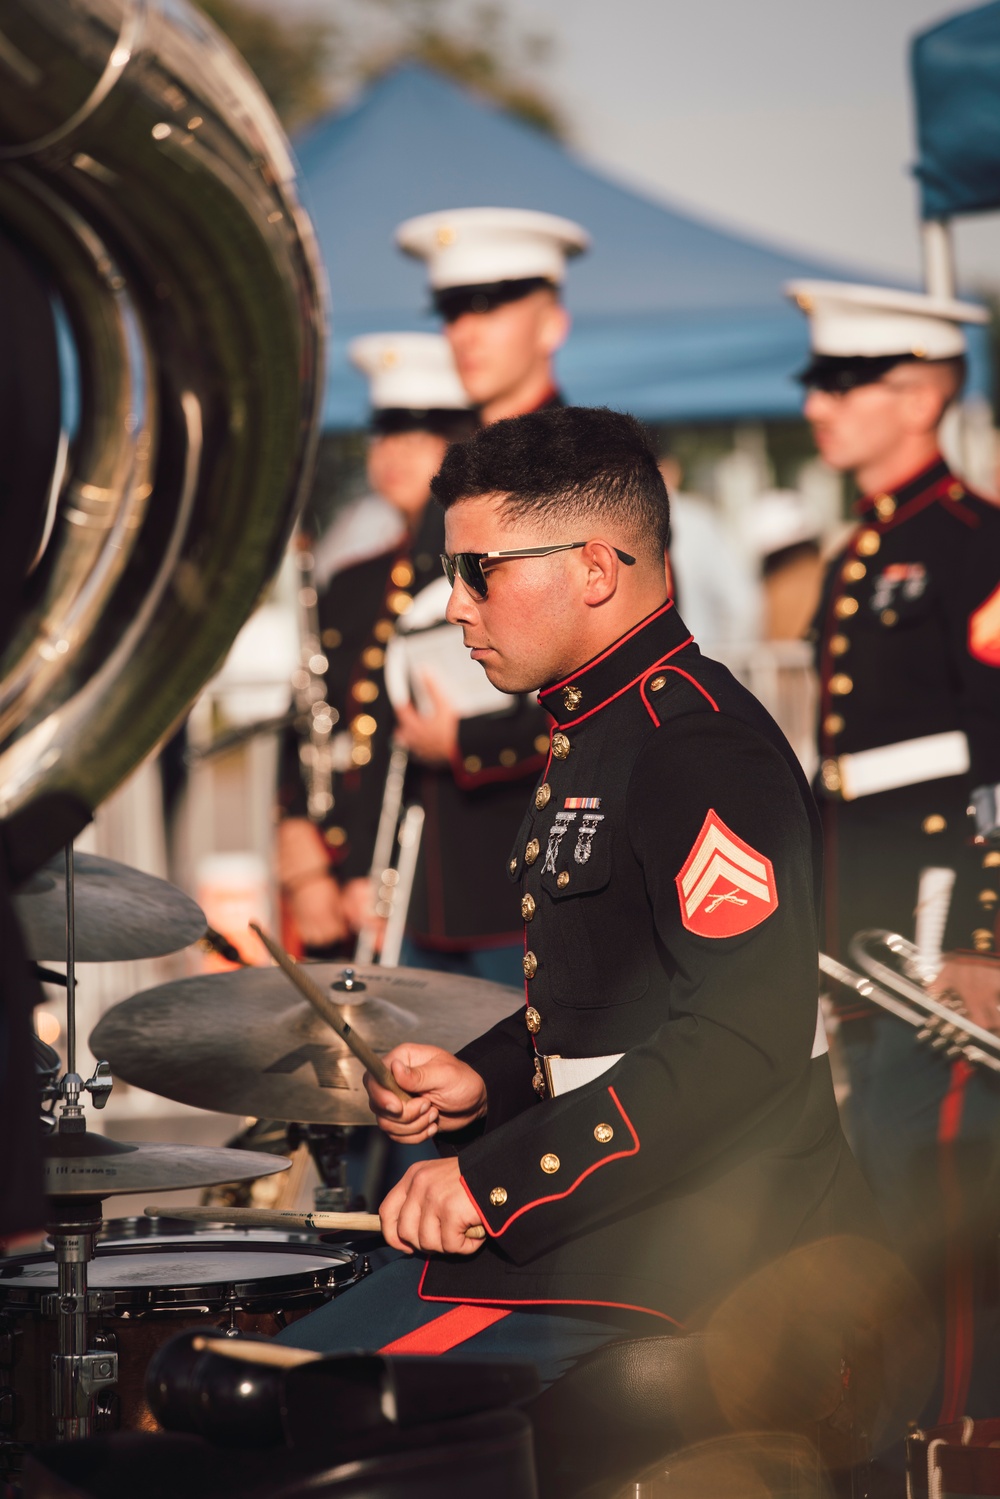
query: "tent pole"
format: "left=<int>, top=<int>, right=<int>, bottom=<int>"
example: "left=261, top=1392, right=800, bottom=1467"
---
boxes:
left=922, top=219, right=956, bottom=299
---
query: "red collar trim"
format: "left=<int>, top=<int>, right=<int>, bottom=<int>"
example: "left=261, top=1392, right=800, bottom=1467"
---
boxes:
left=540, top=601, right=676, bottom=700
left=553, top=637, right=694, bottom=730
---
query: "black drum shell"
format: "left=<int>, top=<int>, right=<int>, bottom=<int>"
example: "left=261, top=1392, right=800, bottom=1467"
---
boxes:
left=145, top=1331, right=284, bottom=1449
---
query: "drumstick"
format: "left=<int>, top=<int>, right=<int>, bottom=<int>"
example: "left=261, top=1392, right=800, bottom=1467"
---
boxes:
left=249, top=921, right=410, bottom=1104
left=191, top=1336, right=321, bottom=1369
left=144, top=1204, right=486, bottom=1240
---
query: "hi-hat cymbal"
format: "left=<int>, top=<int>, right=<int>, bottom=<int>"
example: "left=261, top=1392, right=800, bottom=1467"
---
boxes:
left=15, top=853, right=206, bottom=962
left=90, top=964, right=520, bottom=1124
left=44, top=1131, right=289, bottom=1198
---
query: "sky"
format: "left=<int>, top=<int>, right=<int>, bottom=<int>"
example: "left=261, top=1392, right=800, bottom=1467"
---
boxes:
left=288, top=0, right=1000, bottom=289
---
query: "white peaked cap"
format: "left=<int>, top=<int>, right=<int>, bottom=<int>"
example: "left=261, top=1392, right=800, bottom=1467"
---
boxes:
left=785, top=280, right=988, bottom=360
left=395, top=207, right=590, bottom=289
left=744, top=490, right=820, bottom=560
left=348, top=332, right=471, bottom=411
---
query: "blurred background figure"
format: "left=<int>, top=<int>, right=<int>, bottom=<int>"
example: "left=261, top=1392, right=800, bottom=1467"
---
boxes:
left=276, top=333, right=477, bottom=955
left=790, top=277, right=1000, bottom=1425
left=743, top=487, right=824, bottom=642
left=658, top=453, right=761, bottom=650
left=396, top=206, right=588, bottom=423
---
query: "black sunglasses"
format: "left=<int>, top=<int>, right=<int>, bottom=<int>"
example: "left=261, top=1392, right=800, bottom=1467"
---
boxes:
left=440, top=541, right=636, bottom=600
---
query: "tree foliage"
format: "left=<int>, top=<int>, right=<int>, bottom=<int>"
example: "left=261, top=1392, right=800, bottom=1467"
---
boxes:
left=199, top=0, right=566, bottom=140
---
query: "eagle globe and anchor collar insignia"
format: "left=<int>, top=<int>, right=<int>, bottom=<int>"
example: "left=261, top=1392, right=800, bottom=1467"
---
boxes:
left=676, top=810, right=778, bottom=938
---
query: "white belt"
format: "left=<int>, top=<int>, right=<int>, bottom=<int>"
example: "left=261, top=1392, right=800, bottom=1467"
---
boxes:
left=829, top=730, right=969, bottom=801
left=541, top=1006, right=828, bottom=1098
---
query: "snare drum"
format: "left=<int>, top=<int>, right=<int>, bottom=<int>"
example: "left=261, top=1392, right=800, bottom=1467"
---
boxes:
left=0, top=1230, right=363, bottom=1454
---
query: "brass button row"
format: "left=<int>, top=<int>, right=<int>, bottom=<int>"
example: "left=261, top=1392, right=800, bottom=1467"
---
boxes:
left=523, top=950, right=538, bottom=979
left=522, top=893, right=536, bottom=921
left=551, top=732, right=571, bottom=760
left=525, top=1006, right=541, bottom=1034
left=535, top=782, right=551, bottom=809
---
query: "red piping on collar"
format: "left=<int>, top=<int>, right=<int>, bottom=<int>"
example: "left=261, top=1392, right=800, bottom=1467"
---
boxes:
left=540, top=601, right=676, bottom=700
left=552, top=638, right=693, bottom=731
left=463, top=1086, right=639, bottom=1238
left=415, top=1260, right=683, bottom=1328
left=640, top=665, right=719, bottom=724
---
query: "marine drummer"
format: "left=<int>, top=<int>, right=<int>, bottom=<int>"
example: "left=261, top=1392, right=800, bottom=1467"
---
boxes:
left=788, top=279, right=1000, bottom=1419
left=278, top=407, right=881, bottom=1409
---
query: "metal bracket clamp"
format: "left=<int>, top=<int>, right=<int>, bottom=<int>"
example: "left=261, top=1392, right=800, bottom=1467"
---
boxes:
left=41, top=1290, right=116, bottom=1318
left=50, top=1350, right=118, bottom=1420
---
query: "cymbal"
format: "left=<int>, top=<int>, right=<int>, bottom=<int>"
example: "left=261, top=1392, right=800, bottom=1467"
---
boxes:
left=90, top=964, right=520, bottom=1124
left=44, top=1131, right=289, bottom=1198
left=15, top=853, right=206, bottom=962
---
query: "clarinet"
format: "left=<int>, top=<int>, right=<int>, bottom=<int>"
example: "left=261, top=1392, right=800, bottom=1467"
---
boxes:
left=292, top=534, right=339, bottom=822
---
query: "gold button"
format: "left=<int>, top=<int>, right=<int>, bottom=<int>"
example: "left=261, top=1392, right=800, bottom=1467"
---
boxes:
left=949, top=483, right=965, bottom=501
left=594, top=1123, right=614, bottom=1144
left=835, top=596, right=859, bottom=619
left=523, top=950, right=538, bottom=979
left=557, top=871, right=570, bottom=889
left=823, top=714, right=844, bottom=736
left=322, top=627, right=342, bottom=649
left=552, top=732, right=571, bottom=760
left=534, top=735, right=550, bottom=755
left=362, top=646, right=385, bottom=669
left=521, top=893, right=536, bottom=921
left=324, top=826, right=347, bottom=847
left=830, top=634, right=850, bottom=656
left=842, top=560, right=867, bottom=583
left=562, top=684, right=583, bottom=712
left=352, top=680, right=379, bottom=703
left=489, top=1186, right=507, bottom=1207
left=820, top=759, right=842, bottom=794
left=881, top=609, right=898, bottom=627
left=984, top=852, right=1000, bottom=868
left=923, top=814, right=947, bottom=834
left=856, top=530, right=881, bottom=557
left=829, top=674, right=853, bottom=696
left=525, top=838, right=540, bottom=865
left=648, top=675, right=667, bottom=692
left=874, top=495, right=896, bottom=520
left=535, top=783, right=551, bottom=810
left=978, top=889, right=998, bottom=905
left=499, top=748, right=517, bottom=767
left=509, top=856, right=518, bottom=874
left=540, top=1154, right=560, bottom=1174
left=373, top=618, right=395, bottom=643
left=464, top=755, right=482, bottom=773
left=388, top=590, right=412, bottom=615
left=973, top=929, right=994, bottom=952
left=391, top=560, right=414, bottom=587
left=525, top=1006, right=541, bottom=1033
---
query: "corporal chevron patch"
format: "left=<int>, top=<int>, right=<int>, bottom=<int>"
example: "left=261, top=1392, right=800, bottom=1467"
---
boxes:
left=675, top=810, right=778, bottom=938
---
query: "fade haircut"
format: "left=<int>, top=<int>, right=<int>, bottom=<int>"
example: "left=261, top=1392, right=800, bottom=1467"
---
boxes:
left=431, top=406, right=670, bottom=565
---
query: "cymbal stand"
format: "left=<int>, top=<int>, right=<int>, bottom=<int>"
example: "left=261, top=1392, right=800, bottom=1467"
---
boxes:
left=47, top=845, right=117, bottom=1441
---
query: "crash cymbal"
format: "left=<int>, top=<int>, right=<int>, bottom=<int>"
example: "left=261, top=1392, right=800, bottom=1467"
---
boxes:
left=90, top=964, right=519, bottom=1124
left=15, top=853, right=206, bottom=962
left=44, top=1131, right=289, bottom=1198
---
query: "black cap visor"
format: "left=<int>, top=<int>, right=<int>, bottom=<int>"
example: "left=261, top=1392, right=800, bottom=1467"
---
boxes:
left=370, top=407, right=479, bottom=440
left=433, top=277, right=556, bottom=323
left=796, top=352, right=927, bottom=393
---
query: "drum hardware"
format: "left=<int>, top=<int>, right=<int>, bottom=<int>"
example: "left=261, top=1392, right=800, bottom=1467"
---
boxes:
left=198, top=926, right=250, bottom=968
left=819, top=929, right=1000, bottom=1073
left=90, top=962, right=519, bottom=1124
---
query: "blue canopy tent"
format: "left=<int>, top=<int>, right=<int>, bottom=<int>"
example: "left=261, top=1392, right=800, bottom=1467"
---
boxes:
left=295, top=66, right=989, bottom=429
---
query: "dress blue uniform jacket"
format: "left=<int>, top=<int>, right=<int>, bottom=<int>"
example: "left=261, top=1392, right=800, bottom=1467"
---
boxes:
left=421, top=602, right=880, bottom=1324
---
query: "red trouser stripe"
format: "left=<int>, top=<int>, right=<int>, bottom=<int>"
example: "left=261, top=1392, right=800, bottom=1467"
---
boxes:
left=937, top=1058, right=975, bottom=1424
left=378, top=1304, right=511, bottom=1356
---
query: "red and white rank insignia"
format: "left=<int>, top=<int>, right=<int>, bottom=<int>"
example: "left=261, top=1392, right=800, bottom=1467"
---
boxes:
left=675, top=810, right=778, bottom=938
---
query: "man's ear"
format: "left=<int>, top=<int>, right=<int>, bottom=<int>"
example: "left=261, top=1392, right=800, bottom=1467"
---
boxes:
left=579, top=540, right=620, bottom=607
left=539, top=299, right=571, bottom=357
left=904, top=375, right=950, bottom=437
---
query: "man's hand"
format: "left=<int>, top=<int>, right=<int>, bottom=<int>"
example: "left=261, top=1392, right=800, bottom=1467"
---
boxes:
left=363, top=1043, right=487, bottom=1143
left=394, top=674, right=459, bottom=766
left=932, top=955, right=1000, bottom=1034
left=380, top=1155, right=485, bottom=1256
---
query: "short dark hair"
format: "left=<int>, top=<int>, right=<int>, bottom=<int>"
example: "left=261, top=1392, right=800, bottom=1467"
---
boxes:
left=430, top=406, right=670, bottom=563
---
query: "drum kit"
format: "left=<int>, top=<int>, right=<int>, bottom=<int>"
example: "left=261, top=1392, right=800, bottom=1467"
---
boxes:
left=2, top=845, right=516, bottom=1477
